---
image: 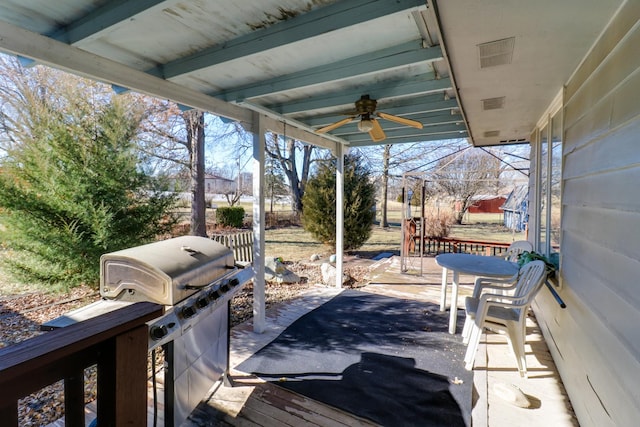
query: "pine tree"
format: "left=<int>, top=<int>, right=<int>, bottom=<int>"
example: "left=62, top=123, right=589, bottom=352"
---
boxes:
left=0, top=96, right=177, bottom=289
left=302, top=152, right=376, bottom=250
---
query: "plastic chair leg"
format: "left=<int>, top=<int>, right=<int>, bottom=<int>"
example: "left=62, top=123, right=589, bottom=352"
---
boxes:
left=462, top=315, right=473, bottom=344
left=506, top=321, right=527, bottom=377
left=464, top=324, right=482, bottom=370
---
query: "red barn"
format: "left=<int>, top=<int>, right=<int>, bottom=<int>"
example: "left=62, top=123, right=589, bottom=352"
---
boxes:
left=467, top=195, right=507, bottom=214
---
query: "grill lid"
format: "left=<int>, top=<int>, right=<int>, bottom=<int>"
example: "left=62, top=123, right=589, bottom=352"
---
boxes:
left=100, top=236, right=234, bottom=305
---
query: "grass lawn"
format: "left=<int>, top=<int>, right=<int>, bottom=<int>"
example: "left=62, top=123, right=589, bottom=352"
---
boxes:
left=264, top=212, right=523, bottom=263
left=265, top=225, right=401, bottom=262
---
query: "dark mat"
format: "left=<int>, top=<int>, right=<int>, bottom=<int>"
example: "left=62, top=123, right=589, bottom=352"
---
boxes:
left=237, top=289, right=471, bottom=427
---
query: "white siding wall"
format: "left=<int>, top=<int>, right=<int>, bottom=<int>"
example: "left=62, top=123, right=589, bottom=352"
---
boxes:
left=531, top=2, right=640, bottom=426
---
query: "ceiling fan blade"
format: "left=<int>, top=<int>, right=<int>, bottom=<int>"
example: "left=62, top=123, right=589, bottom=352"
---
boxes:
left=316, top=117, right=356, bottom=133
left=377, top=112, right=423, bottom=129
left=369, top=119, right=386, bottom=142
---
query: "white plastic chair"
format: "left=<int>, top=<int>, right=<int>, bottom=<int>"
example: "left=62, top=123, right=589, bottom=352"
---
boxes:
left=503, top=240, right=533, bottom=262
left=462, top=260, right=547, bottom=377
left=462, top=240, right=534, bottom=327
left=464, top=240, right=534, bottom=306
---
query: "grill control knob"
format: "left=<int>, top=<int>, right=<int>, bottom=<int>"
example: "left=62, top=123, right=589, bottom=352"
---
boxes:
left=181, top=305, right=196, bottom=319
left=196, top=297, right=209, bottom=309
left=229, top=278, right=240, bottom=287
left=220, top=282, right=231, bottom=292
left=208, top=289, right=221, bottom=300
left=149, top=325, right=168, bottom=341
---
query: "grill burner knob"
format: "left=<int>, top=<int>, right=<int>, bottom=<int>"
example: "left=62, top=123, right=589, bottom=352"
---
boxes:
left=220, top=282, right=231, bottom=292
left=229, top=278, right=240, bottom=287
left=208, top=289, right=221, bottom=301
left=196, top=297, right=209, bottom=309
left=181, top=305, right=197, bottom=319
left=149, top=325, right=168, bottom=340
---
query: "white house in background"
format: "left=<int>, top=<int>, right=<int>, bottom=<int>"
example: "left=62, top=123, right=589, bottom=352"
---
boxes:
left=168, top=174, right=237, bottom=195
left=205, top=174, right=236, bottom=195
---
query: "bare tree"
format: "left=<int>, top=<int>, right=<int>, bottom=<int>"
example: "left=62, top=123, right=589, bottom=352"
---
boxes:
left=359, top=140, right=463, bottom=227
left=137, top=104, right=249, bottom=235
left=265, top=133, right=318, bottom=214
left=433, top=149, right=502, bottom=224
left=184, top=110, right=207, bottom=236
left=379, top=144, right=391, bottom=227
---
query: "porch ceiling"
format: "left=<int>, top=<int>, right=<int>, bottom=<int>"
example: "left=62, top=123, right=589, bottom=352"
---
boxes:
left=0, top=0, right=623, bottom=148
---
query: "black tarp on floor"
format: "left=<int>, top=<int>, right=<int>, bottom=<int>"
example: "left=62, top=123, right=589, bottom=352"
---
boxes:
left=237, top=289, right=472, bottom=427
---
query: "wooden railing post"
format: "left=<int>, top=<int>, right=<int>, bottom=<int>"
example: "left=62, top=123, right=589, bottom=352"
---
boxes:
left=0, top=402, right=18, bottom=426
left=64, top=369, right=85, bottom=427
left=97, top=324, right=150, bottom=426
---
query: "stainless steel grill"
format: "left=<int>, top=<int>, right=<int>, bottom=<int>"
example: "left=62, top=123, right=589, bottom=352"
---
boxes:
left=46, top=235, right=253, bottom=426
left=102, top=236, right=252, bottom=426
left=100, top=235, right=236, bottom=306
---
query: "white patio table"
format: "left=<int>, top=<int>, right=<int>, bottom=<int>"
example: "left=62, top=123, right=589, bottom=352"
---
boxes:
left=435, top=253, right=519, bottom=334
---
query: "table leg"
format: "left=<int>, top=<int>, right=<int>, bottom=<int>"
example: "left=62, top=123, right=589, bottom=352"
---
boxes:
left=449, top=270, right=459, bottom=334
left=440, top=267, right=448, bottom=312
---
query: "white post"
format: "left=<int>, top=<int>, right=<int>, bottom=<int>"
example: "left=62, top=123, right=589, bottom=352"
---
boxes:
left=251, top=112, right=266, bottom=333
left=335, top=144, right=344, bottom=289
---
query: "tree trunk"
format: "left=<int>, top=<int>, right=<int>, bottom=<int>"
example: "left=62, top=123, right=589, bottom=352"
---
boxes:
left=266, top=134, right=313, bottom=216
left=380, top=144, right=391, bottom=228
left=184, top=111, right=207, bottom=237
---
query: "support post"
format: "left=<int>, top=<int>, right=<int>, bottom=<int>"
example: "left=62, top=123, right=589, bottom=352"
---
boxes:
left=252, top=112, right=266, bottom=333
left=64, top=369, right=85, bottom=427
left=335, top=144, right=344, bottom=289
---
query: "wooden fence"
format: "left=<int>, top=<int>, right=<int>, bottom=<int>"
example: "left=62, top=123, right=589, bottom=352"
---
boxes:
left=211, top=231, right=254, bottom=265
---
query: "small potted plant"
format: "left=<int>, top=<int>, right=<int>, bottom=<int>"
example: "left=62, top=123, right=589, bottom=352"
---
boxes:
left=517, top=251, right=558, bottom=278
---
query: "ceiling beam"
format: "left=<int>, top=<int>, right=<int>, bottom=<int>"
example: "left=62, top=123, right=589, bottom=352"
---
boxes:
left=0, top=20, right=343, bottom=151
left=239, top=102, right=343, bottom=151
left=0, top=19, right=253, bottom=124
left=149, top=0, right=426, bottom=78
left=269, top=76, right=452, bottom=115
left=341, top=123, right=466, bottom=142
left=214, top=41, right=442, bottom=102
left=347, top=131, right=469, bottom=147
left=48, top=0, right=171, bottom=44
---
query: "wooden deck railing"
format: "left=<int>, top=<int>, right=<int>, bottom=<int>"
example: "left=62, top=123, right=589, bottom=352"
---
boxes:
left=407, top=236, right=512, bottom=256
left=0, top=302, right=162, bottom=426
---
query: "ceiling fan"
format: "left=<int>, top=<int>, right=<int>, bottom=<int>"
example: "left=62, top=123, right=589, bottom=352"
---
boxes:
left=316, top=95, right=423, bottom=142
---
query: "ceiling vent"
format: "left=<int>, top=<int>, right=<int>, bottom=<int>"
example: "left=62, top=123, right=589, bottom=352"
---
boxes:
left=481, top=96, right=505, bottom=110
left=478, top=37, right=515, bottom=68
left=484, top=130, right=500, bottom=138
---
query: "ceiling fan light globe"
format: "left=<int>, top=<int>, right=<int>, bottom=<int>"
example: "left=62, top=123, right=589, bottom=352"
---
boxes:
left=358, top=119, right=374, bottom=132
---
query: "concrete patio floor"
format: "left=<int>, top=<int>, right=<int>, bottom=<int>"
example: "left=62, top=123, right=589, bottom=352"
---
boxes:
left=195, top=255, right=578, bottom=426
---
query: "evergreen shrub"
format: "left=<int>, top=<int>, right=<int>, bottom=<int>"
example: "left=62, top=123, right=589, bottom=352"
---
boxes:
left=216, top=206, right=245, bottom=228
left=302, top=152, right=376, bottom=250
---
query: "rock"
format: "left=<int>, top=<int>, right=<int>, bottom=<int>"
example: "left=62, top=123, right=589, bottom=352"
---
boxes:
left=321, top=262, right=349, bottom=286
left=265, top=257, right=300, bottom=283
left=493, top=382, right=531, bottom=408
left=329, top=254, right=337, bottom=263
left=309, top=253, right=321, bottom=261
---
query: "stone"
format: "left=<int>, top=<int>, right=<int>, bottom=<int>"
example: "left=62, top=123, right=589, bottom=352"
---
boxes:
left=309, top=253, right=321, bottom=261
left=264, top=257, right=300, bottom=283
left=321, top=262, right=349, bottom=286
left=493, top=382, right=531, bottom=408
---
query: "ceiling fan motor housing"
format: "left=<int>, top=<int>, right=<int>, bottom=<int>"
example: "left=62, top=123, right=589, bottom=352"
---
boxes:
left=356, top=95, right=377, bottom=114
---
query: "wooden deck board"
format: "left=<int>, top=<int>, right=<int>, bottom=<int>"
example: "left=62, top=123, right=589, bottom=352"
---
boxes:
left=186, top=373, right=380, bottom=427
